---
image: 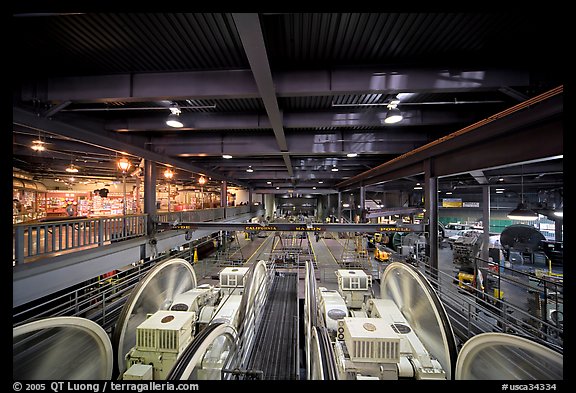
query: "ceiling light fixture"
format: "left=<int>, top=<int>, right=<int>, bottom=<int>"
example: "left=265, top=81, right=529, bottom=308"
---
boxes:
left=166, top=114, right=183, bottom=128
left=117, top=157, right=131, bottom=173
left=266, top=181, right=272, bottom=185
left=313, top=186, right=317, bottom=190
left=318, top=181, right=323, bottom=184
left=507, top=165, right=538, bottom=221
left=331, top=166, right=339, bottom=172
left=276, top=186, right=280, bottom=190
left=554, top=210, right=563, bottom=217
left=66, top=164, right=78, bottom=173
left=507, top=203, right=539, bottom=221
left=413, top=186, right=423, bottom=190
left=222, top=154, right=233, bottom=159
left=164, top=168, right=174, bottom=180
left=346, top=153, right=358, bottom=158
left=383, top=100, right=403, bottom=124
left=446, top=191, right=453, bottom=195
left=166, top=103, right=183, bottom=128
left=31, top=140, right=46, bottom=151
left=246, top=166, right=254, bottom=173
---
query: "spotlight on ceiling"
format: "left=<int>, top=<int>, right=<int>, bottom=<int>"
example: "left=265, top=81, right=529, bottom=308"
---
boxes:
left=331, top=166, right=339, bottom=172
left=383, top=99, right=403, bottom=124
left=166, top=103, right=183, bottom=128
left=246, top=166, right=254, bottom=173
left=222, top=154, right=233, bottom=159
left=346, top=153, right=358, bottom=158
left=383, top=107, right=403, bottom=124
left=166, top=114, right=183, bottom=128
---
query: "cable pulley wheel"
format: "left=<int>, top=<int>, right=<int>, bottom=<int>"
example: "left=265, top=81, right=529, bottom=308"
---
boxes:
left=111, top=258, right=197, bottom=375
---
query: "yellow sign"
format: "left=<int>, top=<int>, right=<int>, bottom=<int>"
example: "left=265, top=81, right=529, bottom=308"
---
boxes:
left=295, top=226, right=323, bottom=231
left=378, top=227, right=411, bottom=232
left=442, top=198, right=463, bottom=208
left=245, top=226, right=277, bottom=231
left=174, top=225, right=195, bottom=230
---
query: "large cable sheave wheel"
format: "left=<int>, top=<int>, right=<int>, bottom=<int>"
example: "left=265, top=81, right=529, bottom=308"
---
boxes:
left=236, top=260, right=267, bottom=328
left=167, top=323, right=237, bottom=380
left=455, top=332, right=563, bottom=380
left=13, top=316, right=113, bottom=380
left=380, top=262, right=458, bottom=380
left=112, top=258, right=197, bottom=375
left=304, top=260, right=317, bottom=380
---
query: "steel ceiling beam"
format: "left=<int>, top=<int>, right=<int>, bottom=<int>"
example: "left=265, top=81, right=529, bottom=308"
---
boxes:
left=470, top=170, right=489, bottom=185
left=336, top=87, right=563, bottom=190
left=232, top=13, right=288, bottom=152
left=21, top=68, right=529, bottom=103
left=102, top=109, right=477, bottom=131
left=13, top=107, right=250, bottom=187
left=147, top=131, right=427, bottom=156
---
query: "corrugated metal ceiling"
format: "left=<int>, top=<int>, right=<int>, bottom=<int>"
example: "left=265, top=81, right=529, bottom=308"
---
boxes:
left=16, top=13, right=249, bottom=76
left=260, top=13, right=536, bottom=69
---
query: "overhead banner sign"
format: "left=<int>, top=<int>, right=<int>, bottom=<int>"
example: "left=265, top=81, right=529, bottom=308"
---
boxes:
left=442, top=198, right=463, bottom=208
left=169, top=222, right=417, bottom=233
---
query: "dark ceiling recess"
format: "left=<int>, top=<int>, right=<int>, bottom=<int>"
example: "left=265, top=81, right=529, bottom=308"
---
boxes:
left=13, top=12, right=563, bottom=195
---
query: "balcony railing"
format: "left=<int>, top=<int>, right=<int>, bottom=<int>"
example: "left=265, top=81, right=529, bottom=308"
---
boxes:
left=13, top=214, right=148, bottom=265
left=13, top=205, right=261, bottom=266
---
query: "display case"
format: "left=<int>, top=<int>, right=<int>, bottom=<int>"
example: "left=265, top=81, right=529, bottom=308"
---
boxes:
left=13, top=177, right=48, bottom=223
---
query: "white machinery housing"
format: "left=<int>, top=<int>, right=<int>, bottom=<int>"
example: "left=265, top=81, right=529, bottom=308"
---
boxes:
left=125, top=310, right=195, bottom=380
left=318, top=287, right=349, bottom=335
left=336, top=269, right=372, bottom=309
left=219, top=267, right=249, bottom=295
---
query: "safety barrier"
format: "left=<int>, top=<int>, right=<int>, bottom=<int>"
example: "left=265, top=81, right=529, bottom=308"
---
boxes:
left=13, top=206, right=263, bottom=266
left=13, top=214, right=147, bottom=265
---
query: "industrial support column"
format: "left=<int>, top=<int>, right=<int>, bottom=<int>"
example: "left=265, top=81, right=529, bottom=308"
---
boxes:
left=424, top=159, right=438, bottom=277
left=555, top=219, right=563, bottom=242
left=360, top=185, right=366, bottom=222
left=337, top=192, right=342, bottom=223
left=482, top=185, right=491, bottom=262
left=221, top=181, right=227, bottom=219
left=249, top=188, right=253, bottom=207
left=265, top=194, right=275, bottom=220
left=144, top=160, right=157, bottom=235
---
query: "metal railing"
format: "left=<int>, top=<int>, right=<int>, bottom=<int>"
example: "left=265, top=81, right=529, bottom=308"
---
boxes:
left=411, top=257, right=563, bottom=351
left=12, top=247, right=196, bottom=329
left=13, top=214, right=147, bottom=265
left=155, top=205, right=253, bottom=224
left=13, top=258, right=153, bottom=329
left=13, top=206, right=263, bottom=266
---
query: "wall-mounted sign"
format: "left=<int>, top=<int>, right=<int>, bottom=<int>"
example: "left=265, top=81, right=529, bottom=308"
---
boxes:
left=442, top=198, right=463, bottom=208
left=462, top=201, right=480, bottom=208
